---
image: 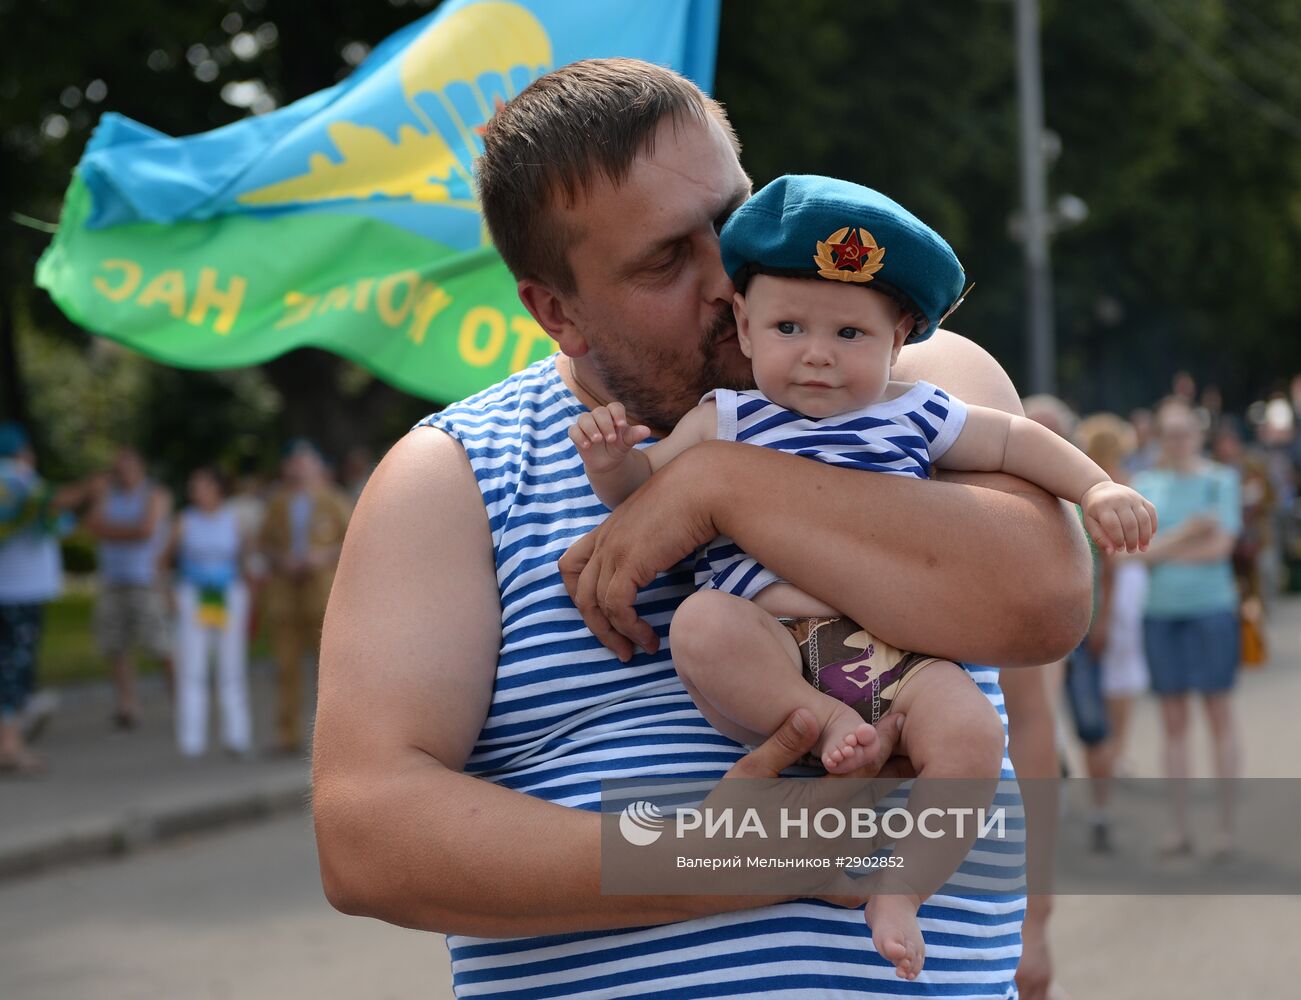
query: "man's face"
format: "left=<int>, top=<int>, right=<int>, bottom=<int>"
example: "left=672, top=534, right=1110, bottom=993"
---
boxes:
left=283, top=446, right=322, bottom=488
left=555, top=113, right=753, bottom=429
left=112, top=449, right=144, bottom=487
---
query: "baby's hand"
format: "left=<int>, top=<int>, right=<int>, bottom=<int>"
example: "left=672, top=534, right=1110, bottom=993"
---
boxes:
left=569, top=402, right=652, bottom=473
left=1081, top=482, right=1159, bottom=554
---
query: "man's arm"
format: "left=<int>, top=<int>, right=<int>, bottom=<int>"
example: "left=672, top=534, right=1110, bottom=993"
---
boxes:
left=562, top=331, right=1091, bottom=667
left=85, top=485, right=169, bottom=542
left=312, top=428, right=882, bottom=934
left=1002, top=664, right=1060, bottom=1000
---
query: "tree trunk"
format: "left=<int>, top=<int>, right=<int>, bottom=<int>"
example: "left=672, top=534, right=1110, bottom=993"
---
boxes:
left=0, top=271, right=28, bottom=425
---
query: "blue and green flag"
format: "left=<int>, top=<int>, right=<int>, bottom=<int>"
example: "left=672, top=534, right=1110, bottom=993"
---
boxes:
left=36, top=0, right=721, bottom=403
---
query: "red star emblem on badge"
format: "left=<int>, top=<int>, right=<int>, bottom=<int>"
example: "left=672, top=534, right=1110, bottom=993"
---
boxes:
left=832, top=228, right=867, bottom=271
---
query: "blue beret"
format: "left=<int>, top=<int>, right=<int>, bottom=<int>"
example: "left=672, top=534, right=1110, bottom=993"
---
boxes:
left=719, top=175, right=966, bottom=343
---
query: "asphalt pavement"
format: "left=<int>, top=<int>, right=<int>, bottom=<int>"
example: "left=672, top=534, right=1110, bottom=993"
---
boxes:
left=0, top=661, right=310, bottom=881
left=4, top=598, right=1301, bottom=998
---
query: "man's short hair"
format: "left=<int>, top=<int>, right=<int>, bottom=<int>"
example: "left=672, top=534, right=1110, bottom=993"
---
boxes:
left=477, top=58, right=740, bottom=295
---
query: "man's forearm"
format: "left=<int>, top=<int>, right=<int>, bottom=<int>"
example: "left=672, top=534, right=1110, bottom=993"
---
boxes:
left=88, top=521, right=152, bottom=542
left=700, top=441, right=1090, bottom=667
left=315, top=758, right=773, bottom=937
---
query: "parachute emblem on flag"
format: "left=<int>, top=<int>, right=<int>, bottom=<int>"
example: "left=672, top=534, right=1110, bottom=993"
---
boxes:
left=236, top=1, right=552, bottom=243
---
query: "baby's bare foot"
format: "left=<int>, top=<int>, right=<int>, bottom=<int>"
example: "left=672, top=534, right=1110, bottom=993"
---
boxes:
left=818, top=703, right=879, bottom=774
left=866, top=892, right=925, bottom=980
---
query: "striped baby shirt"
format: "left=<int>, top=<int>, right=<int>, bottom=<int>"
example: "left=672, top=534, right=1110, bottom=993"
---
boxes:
left=698, top=382, right=967, bottom=600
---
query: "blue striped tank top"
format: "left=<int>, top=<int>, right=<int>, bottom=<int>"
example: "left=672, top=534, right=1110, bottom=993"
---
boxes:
left=698, top=382, right=967, bottom=600
left=418, top=357, right=1022, bottom=999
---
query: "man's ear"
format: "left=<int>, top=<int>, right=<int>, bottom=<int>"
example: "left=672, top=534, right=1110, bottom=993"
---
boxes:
left=518, top=279, right=590, bottom=358
left=889, top=313, right=917, bottom=366
left=733, top=292, right=754, bottom=359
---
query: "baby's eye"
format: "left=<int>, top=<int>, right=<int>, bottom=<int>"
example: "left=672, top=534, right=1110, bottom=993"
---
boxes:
left=777, top=321, right=799, bottom=335
left=837, top=327, right=866, bottom=340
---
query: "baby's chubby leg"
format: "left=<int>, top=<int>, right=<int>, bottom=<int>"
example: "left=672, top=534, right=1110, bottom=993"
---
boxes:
left=865, top=661, right=1006, bottom=980
left=668, top=589, right=879, bottom=772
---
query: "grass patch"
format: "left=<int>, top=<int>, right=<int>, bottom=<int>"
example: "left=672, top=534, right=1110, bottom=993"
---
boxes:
left=38, top=589, right=161, bottom=686
left=38, top=583, right=271, bottom=687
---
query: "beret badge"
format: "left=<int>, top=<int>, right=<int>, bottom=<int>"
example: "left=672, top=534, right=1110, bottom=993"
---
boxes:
left=813, top=227, right=885, bottom=284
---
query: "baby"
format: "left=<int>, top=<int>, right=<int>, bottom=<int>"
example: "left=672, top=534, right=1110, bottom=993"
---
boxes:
left=570, top=175, right=1156, bottom=979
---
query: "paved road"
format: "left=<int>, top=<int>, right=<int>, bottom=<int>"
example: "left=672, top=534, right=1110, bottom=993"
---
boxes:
left=0, top=812, right=453, bottom=1000
left=6, top=600, right=1301, bottom=999
left=1049, top=595, right=1301, bottom=998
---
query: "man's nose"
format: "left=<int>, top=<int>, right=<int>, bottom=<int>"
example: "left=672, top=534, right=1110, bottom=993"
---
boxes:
left=701, top=231, right=735, bottom=306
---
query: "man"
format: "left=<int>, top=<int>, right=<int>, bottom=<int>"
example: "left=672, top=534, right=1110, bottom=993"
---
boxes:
left=259, top=440, right=351, bottom=753
left=314, top=59, right=1088, bottom=997
left=86, top=446, right=172, bottom=728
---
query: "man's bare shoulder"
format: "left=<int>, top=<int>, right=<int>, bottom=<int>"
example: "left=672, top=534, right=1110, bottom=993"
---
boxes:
left=362, top=427, right=482, bottom=510
left=892, top=329, right=1024, bottom=416
left=343, top=427, right=492, bottom=561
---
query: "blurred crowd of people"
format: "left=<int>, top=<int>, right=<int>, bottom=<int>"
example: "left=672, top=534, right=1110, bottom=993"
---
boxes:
left=0, top=428, right=369, bottom=775
left=5, top=367, right=1301, bottom=830
left=1026, top=371, right=1301, bottom=859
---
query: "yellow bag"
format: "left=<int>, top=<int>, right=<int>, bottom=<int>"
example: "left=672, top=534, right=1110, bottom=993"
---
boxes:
left=1240, top=598, right=1267, bottom=668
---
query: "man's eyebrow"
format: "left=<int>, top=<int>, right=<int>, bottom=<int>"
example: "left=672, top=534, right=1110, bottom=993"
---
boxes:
left=714, top=184, right=750, bottom=230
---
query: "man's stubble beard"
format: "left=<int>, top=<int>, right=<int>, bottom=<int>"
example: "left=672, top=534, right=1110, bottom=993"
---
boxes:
left=590, top=305, right=753, bottom=431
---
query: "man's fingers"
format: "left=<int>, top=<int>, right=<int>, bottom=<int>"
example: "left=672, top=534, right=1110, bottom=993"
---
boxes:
left=562, top=532, right=636, bottom=661
left=598, top=572, right=660, bottom=655
left=728, top=708, right=819, bottom=779
left=872, top=713, right=905, bottom=764
left=559, top=532, right=594, bottom=603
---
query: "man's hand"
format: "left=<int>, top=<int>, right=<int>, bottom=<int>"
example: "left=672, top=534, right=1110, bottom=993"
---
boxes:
left=569, top=402, right=652, bottom=474
left=713, top=709, right=915, bottom=907
left=1015, top=908, right=1055, bottom=1000
left=561, top=444, right=720, bottom=660
left=724, top=707, right=912, bottom=782
left=1080, top=482, right=1157, bottom=555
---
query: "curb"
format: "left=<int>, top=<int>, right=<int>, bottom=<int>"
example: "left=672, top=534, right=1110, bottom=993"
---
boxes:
left=0, top=778, right=310, bottom=882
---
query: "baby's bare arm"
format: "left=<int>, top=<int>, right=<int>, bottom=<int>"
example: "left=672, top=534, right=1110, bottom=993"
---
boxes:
left=940, top=407, right=1157, bottom=553
left=938, top=406, right=1106, bottom=502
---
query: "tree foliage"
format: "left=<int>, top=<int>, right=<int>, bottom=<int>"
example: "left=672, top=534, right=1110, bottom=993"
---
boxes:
left=716, top=0, right=1301, bottom=413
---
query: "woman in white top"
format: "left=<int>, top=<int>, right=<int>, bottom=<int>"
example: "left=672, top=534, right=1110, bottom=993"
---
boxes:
left=161, top=468, right=252, bottom=757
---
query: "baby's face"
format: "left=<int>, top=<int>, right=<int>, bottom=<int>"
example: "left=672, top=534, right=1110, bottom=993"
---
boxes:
left=734, top=275, right=912, bottom=418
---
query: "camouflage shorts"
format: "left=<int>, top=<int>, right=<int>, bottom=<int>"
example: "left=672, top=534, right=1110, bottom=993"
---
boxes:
left=778, top=615, right=940, bottom=726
